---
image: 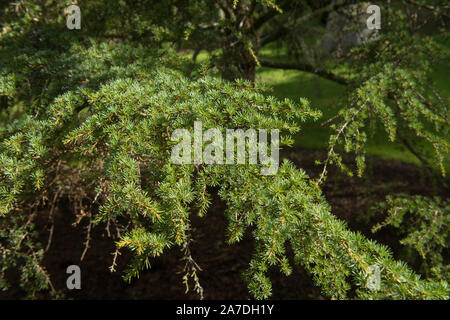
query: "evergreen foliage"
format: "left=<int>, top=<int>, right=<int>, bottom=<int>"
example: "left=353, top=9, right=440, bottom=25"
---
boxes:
left=371, top=195, right=449, bottom=283
left=0, top=0, right=448, bottom=300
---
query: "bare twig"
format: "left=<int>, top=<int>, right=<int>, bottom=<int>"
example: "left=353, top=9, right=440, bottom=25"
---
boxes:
left=259, top=58, right=349, bottom=85
left=80, top=218, right=93, bottom=261
left=45, top=188, right=62, bottom=252
left=317, top=99, right=368, bottom=185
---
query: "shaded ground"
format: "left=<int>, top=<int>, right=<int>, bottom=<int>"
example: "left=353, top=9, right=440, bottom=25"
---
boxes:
left=1, top=148, right=448, bottom=300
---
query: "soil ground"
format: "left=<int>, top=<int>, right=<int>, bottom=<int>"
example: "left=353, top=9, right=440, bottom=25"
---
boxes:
left=1, top=148, right=448, bottom=300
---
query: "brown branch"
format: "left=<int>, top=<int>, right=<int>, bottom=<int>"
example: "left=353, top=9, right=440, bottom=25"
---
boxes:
left=317, top=99, right=368, bottom=185
left=109, top=219, right=123, bottom=272
left=260, top=25, right=288, bottom=47
left=217, top=0, right=236, bottom=21
left=401, top=137, right=433, bottom=175
left=252, top=10, right=280, bottom=31
left=258, top=58, right=349, bottom=85
left=405, top=0, right=450, bottom=19
left=45, top=188, right=61, bottom=252
left=260, top=0, right=349, bottom=46
left=80, top=217, right=93, bottom=261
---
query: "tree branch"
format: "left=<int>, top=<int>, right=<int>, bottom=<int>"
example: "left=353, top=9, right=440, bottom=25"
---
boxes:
left=250, top=0, right=291, bottom=31
left=405, top=0, right=450, bottom=18
left=252, top=10, right=280, bottom=31
left=258, top=58, right=349, bottom=85
left=260, top=25, right=288, bottom=47
left=260, top=0, right=349, bottom=47
left=217, top=0, right=236, bottom=21
left=401, top=137, right=433, bottom=175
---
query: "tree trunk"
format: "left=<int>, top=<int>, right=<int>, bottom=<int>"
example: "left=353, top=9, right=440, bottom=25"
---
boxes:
left=219, top=14, right=259, bottom=83
left=221, top=42, right=257, bottom=82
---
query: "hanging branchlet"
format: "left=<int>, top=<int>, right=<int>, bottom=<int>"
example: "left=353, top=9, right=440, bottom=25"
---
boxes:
left=370, top=195, right=449, bottom=282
